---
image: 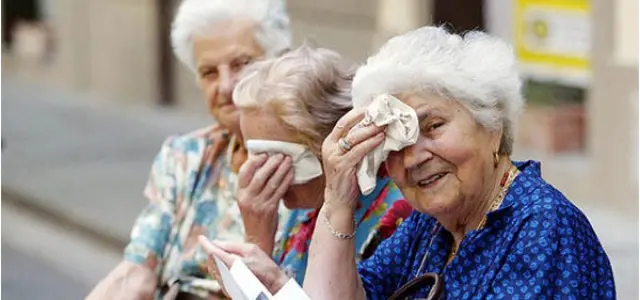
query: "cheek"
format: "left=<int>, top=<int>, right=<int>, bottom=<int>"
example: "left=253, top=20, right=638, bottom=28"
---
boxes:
left=434, top=129, right=489, bottom=197
left=201, top=81, right=218, bottom=105
left=385, top=152, right=406, bottom=185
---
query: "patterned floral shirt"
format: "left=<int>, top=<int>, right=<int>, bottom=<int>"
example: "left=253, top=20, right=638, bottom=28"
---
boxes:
left=273, top=174, right=409, bottom=284
left=123, top=126, right=289, bottom=298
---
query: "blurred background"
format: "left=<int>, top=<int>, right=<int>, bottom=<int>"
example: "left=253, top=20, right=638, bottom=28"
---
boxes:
left=1, top=0, right=638, bottom=299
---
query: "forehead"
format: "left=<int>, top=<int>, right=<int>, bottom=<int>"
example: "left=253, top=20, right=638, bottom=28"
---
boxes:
left=397, top=92, right=467, bottom=117
left=239, top=109, right=298, bottom=143
left=192, top=19, right=263, bottom=66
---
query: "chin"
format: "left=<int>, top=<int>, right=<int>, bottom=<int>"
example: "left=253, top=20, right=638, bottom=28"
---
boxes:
left=282, top=197, right=303, bottom=209
left=282, top=192, right=320, bottom=210
left=216, top=111, right=240, bottom=130
left=404, top=189, right=451, bottom=216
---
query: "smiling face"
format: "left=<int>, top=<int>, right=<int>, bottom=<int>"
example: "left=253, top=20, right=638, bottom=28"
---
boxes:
left=192, top=19, right=265, bottom=133
left=240, top=108, right=325, bottom=209
left=385, top=92, right=502, bottom=216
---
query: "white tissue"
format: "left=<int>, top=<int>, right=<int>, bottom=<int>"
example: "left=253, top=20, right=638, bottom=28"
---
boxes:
left=352, top=94, right=419, bottom=195
left=245, top=140, right=323, bottom=185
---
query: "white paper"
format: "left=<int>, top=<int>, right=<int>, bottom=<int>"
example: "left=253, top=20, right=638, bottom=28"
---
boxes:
left=214, top=255, right=249, bottom=300
left=272, top=279, right=311, bottom=300
left=213, top=255, right=312, bottom=300
left=230, top=259, right=274, bottom=300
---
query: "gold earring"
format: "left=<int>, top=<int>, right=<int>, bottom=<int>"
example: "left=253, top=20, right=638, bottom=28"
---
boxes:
left=493, top=151, right=500, bottom=168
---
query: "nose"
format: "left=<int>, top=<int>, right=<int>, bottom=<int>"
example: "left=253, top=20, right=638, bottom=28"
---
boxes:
left=403, top=138, right=433, bottom=170
left=217, top=65, right=236, bottom=100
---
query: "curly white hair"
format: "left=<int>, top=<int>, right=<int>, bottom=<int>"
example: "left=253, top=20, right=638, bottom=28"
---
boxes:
left=171, top=0, right=292, bottom=72
left=351, top=26, right=524, bottom=154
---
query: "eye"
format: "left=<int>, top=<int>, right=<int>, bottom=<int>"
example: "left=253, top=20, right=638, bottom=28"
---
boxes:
left=200, top=68, right=218, bottom=79
left=428, top=122, right=444, bottom=131
left=231, top=56, right=253, bottom=71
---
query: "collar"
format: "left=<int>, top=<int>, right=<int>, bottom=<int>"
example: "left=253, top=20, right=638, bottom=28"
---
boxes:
left=484, top=160, right=543, bottom=226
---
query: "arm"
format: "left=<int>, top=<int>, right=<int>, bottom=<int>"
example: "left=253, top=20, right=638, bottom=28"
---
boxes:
left=304, top=204, right=366, bottom=300
left=87, top=137, right=182, bottom=299
left=303, top=108, right=386, bottom=300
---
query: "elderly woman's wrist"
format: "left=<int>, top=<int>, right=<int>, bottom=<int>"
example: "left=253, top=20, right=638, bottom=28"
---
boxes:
left=321, top=202, right=356, bottom=237
left=268, top=272, right=292, bottom=295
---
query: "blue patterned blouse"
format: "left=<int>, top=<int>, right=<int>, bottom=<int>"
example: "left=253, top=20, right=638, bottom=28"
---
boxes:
left=358, top=160, right=616, bottom=299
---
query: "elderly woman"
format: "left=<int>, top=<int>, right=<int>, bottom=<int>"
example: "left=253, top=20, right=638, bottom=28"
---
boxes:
left=302, top=26, right=616, bottom=299
left=201, top=44, right=409, bottom=289
left=203, top=27, right=616, bottom=299
left=87, top=0, right=292, bottom=299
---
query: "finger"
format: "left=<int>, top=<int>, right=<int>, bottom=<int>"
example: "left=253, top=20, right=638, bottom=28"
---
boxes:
left=238, top=154, right=268, bottom=187
left=198, top=236, right=237, bottom=268
left=345, top=132, right=386, bottom=163
left=248, top=154, right=285, bottom=193
left=343, top=124, right=386, bottom=148
left=329, top=108, right=365, bottom=142
left=270, top=169, right=293, bottom=201
left=259, top=156, right=293, bottom=199
left=211, top=240, right=260, bottom=257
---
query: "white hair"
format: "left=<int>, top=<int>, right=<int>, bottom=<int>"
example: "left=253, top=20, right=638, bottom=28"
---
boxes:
left=171, top=0, right=292, bottom=72
left=351, top=26, right=524, bottom=154
left=233, top=44, right=354, bottom=155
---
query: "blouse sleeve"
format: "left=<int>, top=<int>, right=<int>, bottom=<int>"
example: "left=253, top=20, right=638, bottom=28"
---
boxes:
left=123, top=136, right=182, bottom=271
left=357, top=211, right=422, bottom=300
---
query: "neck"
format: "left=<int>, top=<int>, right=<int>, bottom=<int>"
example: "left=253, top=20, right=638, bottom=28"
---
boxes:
left=440, top=158, right=512, bottom=245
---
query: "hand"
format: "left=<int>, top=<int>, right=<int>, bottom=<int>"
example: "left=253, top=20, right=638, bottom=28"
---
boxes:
left=198, top=236, right=290, bottom=295
left=321, top=109, right=386, bottom=211
left=85, top=261, right=156, bottom=300
left=236, top=153, right=294, bottom=253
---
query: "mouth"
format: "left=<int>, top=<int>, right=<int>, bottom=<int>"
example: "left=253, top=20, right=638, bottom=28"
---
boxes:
left=416, top=172, right=448, bottom=189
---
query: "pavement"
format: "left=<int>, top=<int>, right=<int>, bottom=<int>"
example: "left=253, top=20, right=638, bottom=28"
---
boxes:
left=1, top=77, right=639, bottom=298
left=2, top=198, right=121, bottom=300
left=2, top=77, right=210, bottom=246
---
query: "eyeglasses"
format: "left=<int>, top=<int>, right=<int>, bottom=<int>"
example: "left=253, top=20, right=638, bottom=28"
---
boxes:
left=387, top=272, right=443, bottom=300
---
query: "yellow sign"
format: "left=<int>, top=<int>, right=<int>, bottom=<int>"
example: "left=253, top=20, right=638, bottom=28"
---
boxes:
left=514, top=0, right=591, bottom=85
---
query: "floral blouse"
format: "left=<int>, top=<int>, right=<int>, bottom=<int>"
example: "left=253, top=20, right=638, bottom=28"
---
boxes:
left=124, top=126, right=289, bottom=298
left=273, top=172, right=411, bottom=284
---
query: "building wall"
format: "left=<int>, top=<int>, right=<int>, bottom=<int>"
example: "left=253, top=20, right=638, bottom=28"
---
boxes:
left=589, top=0, right=638, bottom=213
left=47, top=0, right=159, bottom=106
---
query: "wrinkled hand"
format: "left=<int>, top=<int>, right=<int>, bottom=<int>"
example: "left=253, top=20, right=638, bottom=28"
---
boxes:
left=236, top=153, right=293, bottom=253
left=321, top=109, right=386, bottom=211
left=198, top=236, right=289, bottom=295
left=85, top=261, right=156, bottom=300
